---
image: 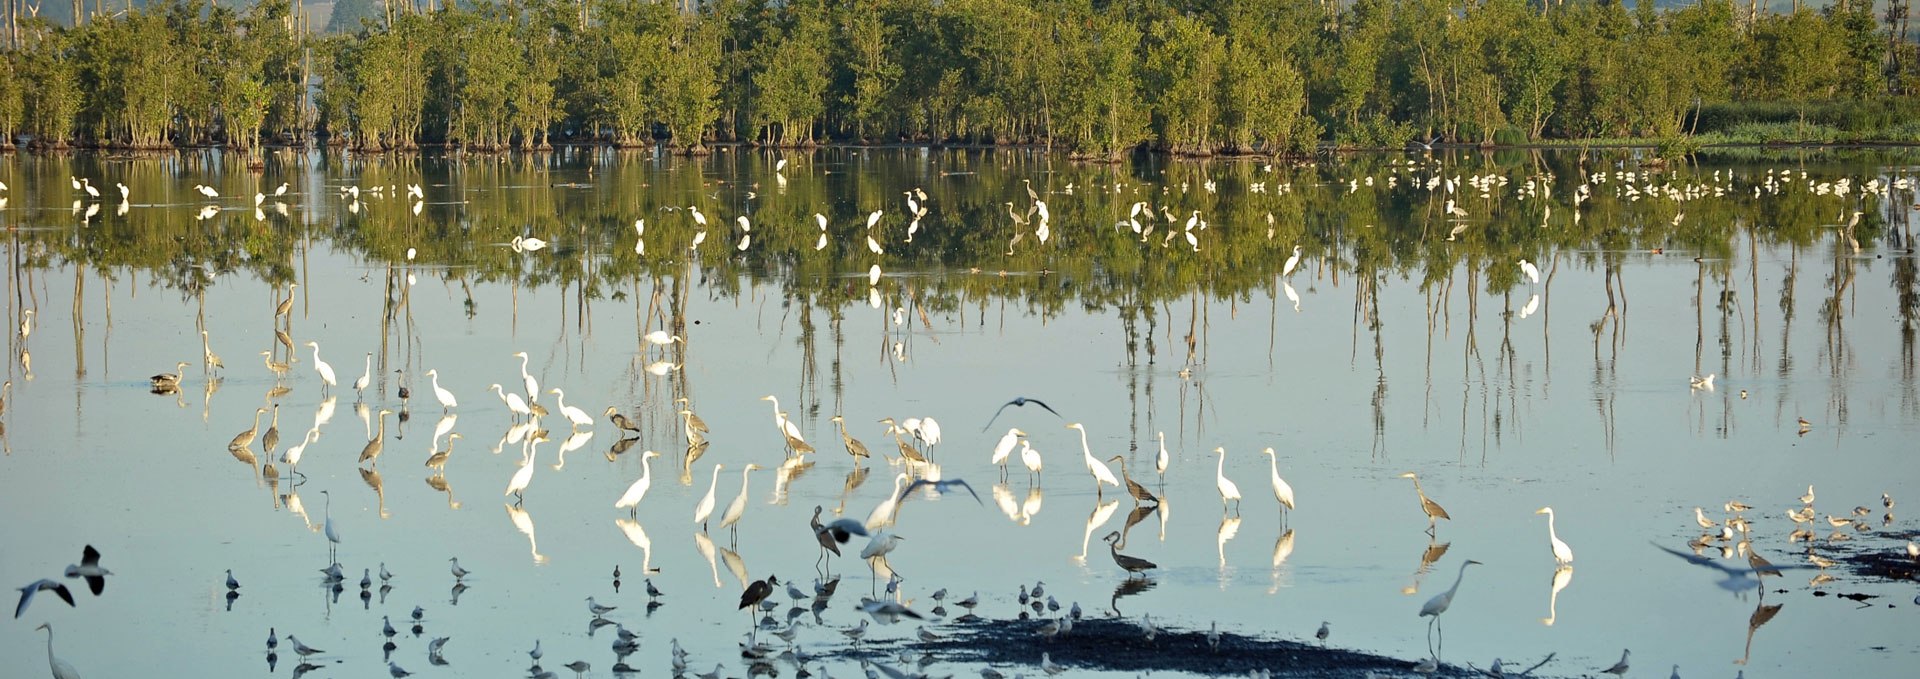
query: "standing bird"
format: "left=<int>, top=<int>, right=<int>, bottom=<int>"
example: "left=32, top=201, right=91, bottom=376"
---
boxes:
left=1065, top=423, right=1120, bottom=495
left=320, top=489, right=340, bottom=558
left=1021, top=440, right=1044, bottom=482
left=1155, top=432, right=1170, bottom=479
left=614, top=451, right=663, bottom=515
left=513, top=352, right=540, bottom=404
left=1213, top=447, right=1242, bottom=513
left=1535, top=507, right=1574, bottom=565
left=306, top=342, right=337, bottom=392
left=991, top=429, right=1025, bottom=476
left=643, top=330, right=683, bottom=347
left=1282, top=246, right=1303, bottom=278
left=1518, top=259, right=1540, bottom=285
left=1101, top=531, right=1157, bottom=577
left=261, top=405, right=282, bottom=457
left=1107, top=455, right=1157, bottom=504
left=693, top=463, right=726, bottom=531
left=1399, top=472, right=1452, bottom=534
left=1420, top=559, right=1482, bottom=647
left=491, top=384, right=532, bottom=419
left=34, top=623, right=80, bottom=679
left=229, top=407, right=270, bottom=452
left=151, top=361, right=191, bottom=389
left=449, top=558, right=470, bottom=581
left=425, top=369, right=457, bottom=411
left=830, top=416, right=871, bottom=466
left=1600, top=649, right=1630, bottom=677
left=358, top=409, right=393, bottom=467
left=604, top=407, right=641, bottom=434
left=718, top=464, right=765, bottom=541
left=1315, top=621, right=1330, bottom=647
left=549, top=389, right=593, bottom=430
left=811, top=505, right=869, bottom=567
left=504, top=432, right=546, bottom=503
left=1260, top=448, right=1296, bottom=520
left=353, top=353, right=372, bottom=394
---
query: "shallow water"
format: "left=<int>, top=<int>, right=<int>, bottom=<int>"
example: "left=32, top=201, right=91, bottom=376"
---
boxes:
left=2, top=147, right=1918, bottom=678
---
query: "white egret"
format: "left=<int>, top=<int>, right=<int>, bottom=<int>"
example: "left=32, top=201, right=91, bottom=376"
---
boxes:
left=1420, top=559, right=1481, bottom=646
left=759, top=395, right=805, bottom=442
left=688, top=206, right=708, bottom=227
left=549, top=388, right=593, bottom=430
left=305, top=342, right=336, bottom=392
left=866, top=209, right=883, bottom=229
left=1518, top=259, right=1540, bottom=285
left=425, top=369, right=457, bottom=410
left=1155, top=432, right=1169, bottom=477
left=865, top=473, right=910, bottom=531
left=490, top=384, right=531, bottom=419
left=1535, top=506, right=1574, bottom=565
left=1260, top=447, right=1296, bottom=518
left=505, top=434, right=545, bottom=503
left=990, top=428, right=1024, bottom=473
left=281, top=428, right=318, bottom=474
left=860, top=530, right=904, bottom=560
left=614, top=451, right=663, bottom=514
left=351, top=352, right=372, bottom=393
left=693, top=463, right=726, bottom=530
left=1213, top=447, right=1242, bottom=513
left=513, top=351, right=539, bottom=402
left=643, top=330, right=683, bottom=346
left=321, top=489, right=340, bottom=556
left=690, top=231, right=707, bottom=250
left=1021, top=440, right=1043, bottom=481
left=736, top=214, right=751, bottom=232
left=194, top=184, right=219, bottom=198
left=718, top=464, right=765, bottom=539
left=1065, top=423, right=1120, bottom=495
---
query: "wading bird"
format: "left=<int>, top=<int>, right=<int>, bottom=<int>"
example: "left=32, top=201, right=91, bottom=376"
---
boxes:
left=613, top=451, right=663, bottom=515
left=693, top=464, right=726, bottom=531
left=1399, top=472, right=1451, bottom=534
left=1065, top=423, right=1120, bottom=496
left=1261, top=447, right=1296, bottom=521
left=1213, top=447, right=1242, bottom=513
left=1420, top=559, right=1482, bottom=651
left=1102, top=531, right=1157, bottom=578
left=1535, top=506, right=1574, bottom=565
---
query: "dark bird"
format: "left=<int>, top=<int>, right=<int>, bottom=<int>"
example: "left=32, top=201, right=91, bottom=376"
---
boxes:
left=899, top=478, right=983, bottom=505
left=982, top=396, right=1061, bottom=431
left=1102, top=531, right=1157, bottom=578
left=62, top=545, right=111, bottom=596
left=740, top=575, right=778, bottom=610
left=15, top=579, right=76, bottom=618
left=812, top=506, right=870, bottom=554
left=604, top=407, right=641, bottom=434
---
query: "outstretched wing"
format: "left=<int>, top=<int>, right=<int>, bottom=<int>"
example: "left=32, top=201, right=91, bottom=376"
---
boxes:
left=1024, top=398, right=1062, bottom=418
left=980, top=401, right=1017, bottom=432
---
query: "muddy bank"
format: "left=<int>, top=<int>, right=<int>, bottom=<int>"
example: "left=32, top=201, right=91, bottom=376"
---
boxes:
left=814, top=615, right=1478, bottom=678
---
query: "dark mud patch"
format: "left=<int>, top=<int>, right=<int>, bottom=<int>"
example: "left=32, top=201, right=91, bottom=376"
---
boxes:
left=815, top=616, right=1481, bottom=677
left=1828, top=529, right=1919, bottom=583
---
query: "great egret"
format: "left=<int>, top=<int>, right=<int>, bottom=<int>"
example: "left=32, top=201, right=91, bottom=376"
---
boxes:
left=321, top=489, right=340, bottom=557
left=281, top=428, right=318, bottom=474
left=1518, top=259, right=1540, bottom=285
left=513, top=351, right=539, bottom=403
left=759, top=395, right=804, bottom=443
left=489, top=384, right=531, bottom=419
left=194, top=184, right=219, bottom=198
left=1065, top=423, right=1120, bottom=495
left=1282, top=246, right=1302, bottom=278
left=1399, top=472, right=1452, bottom=534
left=718, top=464, right=765, bottom=540
left=1420, top=559, right=1482, bottom=648
left=1535, top=507, right=1574, bottom=565
left=1021, top=441, right=1043, bottom=482
left=505, top=433, right=545, bottom=504
left=990, top=428, right=1024, bottom=473
left=1213, top=447, right=1242, bottom=513
left=353, top=353, right=372, bottom=393
left=1155, top=432, right=1170, bottom=477
left=643, top=330, right=683, bottom=346
left=549, top=389, right=593, bottom=430
left=693, top=464, right=725, bottom=530
left=425, top=369, right=457, bottom=411
left=1260, top=448, right=1296, bottom=518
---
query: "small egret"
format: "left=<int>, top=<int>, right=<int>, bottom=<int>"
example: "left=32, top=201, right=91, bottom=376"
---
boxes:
left=1535, top=507, right=1574, bottom=565
left=305, top=342, right=336, bottom=392
left=1282, top=245, right=1303, bottom=278
left=320, top=490, right=340, bottom=557
left=990, top=428, right=1025, bottom=473
left=1155, top=432, right=1170, bottom=477
left=1213, top=447, right=1242, bottom=513
left=1065, top=423, right=1120, bottom=495
left=1021, top=440, right=1044, bottom=481
left=693, top=463, right=726, bottom=530
left=866, top=209, right=883, bottom=229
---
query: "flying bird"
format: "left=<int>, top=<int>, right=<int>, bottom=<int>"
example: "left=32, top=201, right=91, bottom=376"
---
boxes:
left=15, top=579, right=76, bottom=618
left=981, top=396, right=1062, bottom=431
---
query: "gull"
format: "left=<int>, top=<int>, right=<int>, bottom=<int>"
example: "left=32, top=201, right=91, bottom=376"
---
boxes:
left=1601, top=649, right=1630, bottom=676
left=63, top=545, right=111, bottom=595
left=587, top=597, right=617, bottom=617
left=15, top=579, right=76, bottom=618
left=449, top=557, right=470, bottom=581
left=287, top=635, right=324, bottom=657
left=858, top=598, right=924, bottom=624
left=1041, top=652, right=1066, bottom=675
left=389, top=661, right=412, bottom=678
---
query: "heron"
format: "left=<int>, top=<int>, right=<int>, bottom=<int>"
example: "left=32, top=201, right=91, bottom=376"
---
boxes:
left=1065, top=423, right=1120, bottom=495
left=718, top=464, right=765, bottom=542
left=1535, top=507, right=1574, bottom=565
left=693, top=464, right=726, bottom=531
left=1106, top=455, right=1157, bottom=504
left=1102, top=531, right=1157, bottom=577
left=357, top=409, right=393, bottom=467
left=613, top=451, right=663, bottom=515
left=1399, top=472, right=1451, bottom=534
left=831, top=416, right=871, bottom=466
left=1260, top=448, right=1296, bottom=520
left=604, top=406, right=641, bottom=434
left=150, top=361, right=191, bottom=389
left=305, top=342, right=336, bottom=392
left=425, top=370, right=457, bottom=411
left=1420, top=559, right=1482, bottom=652
left=229, top=407, right=269, bottom=452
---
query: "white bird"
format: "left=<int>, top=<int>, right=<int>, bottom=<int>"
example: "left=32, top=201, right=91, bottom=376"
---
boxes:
left=306, top=342, right=336, bottom=392
left=643, top=330, right=683, bottom=346
left=690, top=231, right=707, bottom=250
left=860, top=530, right=904, bottom=560
left=693, top=463, right=726, bottom=530
left=759, top=395, right=805, bottom=442
left=1021, top=441, right=1044, bottom=480
left=614, top=451, right=663, bottom=514
left=1065, top=423, right=1120, bottom=494
left=426, top=369, right=457, bottom=410
left=504, top=432, right=546, bottom=502
left=549, top=388, right=593, bottom=430
left=195, top=184, right=220, bottom=198
left=1213, top=447, right=1242, bottom=513
left=1282, top=246, right=1302, bottom=278
left=273, top=182, right=289, bottom=196
left=1155, top=432, right=1169, bottom=477
left=320, top=489, right=340, bottom=553
left=990, top=428, right=1024, bottom=472
left=1600, top=649, right=1630, bottom=676
left=1041, top=652, right=1066, bottom=676
left=286, top=634, right=324, bottom=657
left=718, top=464, right=765, bottom=537
left=513, top=351, right=540, bottom=402
left=1690, top=373, right=1716, bottom=391
left=1420, top=559, right=1482, bottom=620
left=866, top=209, right=883, bottom=229
left=449, top=557, right=470, bottom=580
left=511, top=235, right=549, bottom=251
left=1518, top=259, right=1540, bottom=285
left=587, top=596, right=617, bottom=617
left=353, top=353, right=372, bottom=393
left=1261, top=447, right=1296, bottom=516
left=688, top=206, right=708, bottom=227
left=1535, top=506, right=1574, bottom=565
left=736, top=214, right=751, bottom=232
left=491, top=384, right=531, bottom=419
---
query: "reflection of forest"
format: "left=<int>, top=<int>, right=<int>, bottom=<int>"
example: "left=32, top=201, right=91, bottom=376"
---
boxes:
left=5, top=148, right=1917, bottom=450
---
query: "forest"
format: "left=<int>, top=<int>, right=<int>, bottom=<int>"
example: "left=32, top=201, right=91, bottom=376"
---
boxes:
left=0, top=0, right=1915, bottom=156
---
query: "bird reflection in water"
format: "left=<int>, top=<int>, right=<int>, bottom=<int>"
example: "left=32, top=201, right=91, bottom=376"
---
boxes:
left=717, top=542, right=750, bottom=590
left=503, top=503, right=547, bottom=564
left=693, top=531, right=723, bottom=588
left=1541, top=565, right=1572, bottom=626
left=1076, top=499, right=1121, bottom=562
left=605, top=436, right=638, bottom=461
left=1022, top=487, right=1045, bottom=524
left=1109, top=575, right=1156, bottom=615
left=1737, top=598, right=1783, bottom=666
left=1403, top=539, right=1451, bottom=595
left=992, top=483, right=1023, bottom=524
left=425, top=473, right=460, bottom=510
left=1120, top=503, right=1156, bottom=547
left=614, top=518, right=657, bottom=574
left=1217, top=514, right=1243, bottom=574
left=360, top=467, right=389, bottom=519
left=552, top=430, right=594, bottom=470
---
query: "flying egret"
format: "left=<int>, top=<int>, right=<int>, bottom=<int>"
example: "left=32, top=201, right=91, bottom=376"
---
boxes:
left=1535, top=507, right=1574, bottom=565
left=693, top=464, right=726, bottom=531
left=1213, top=447, right=1242, bottom=513
left=305, top=342, right=336, bottom=392
left=1065, top=423, right=1120, bottom=495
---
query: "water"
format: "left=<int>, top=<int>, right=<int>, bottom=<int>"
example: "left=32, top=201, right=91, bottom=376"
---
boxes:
left=2, top=147, right=1918, bottom=678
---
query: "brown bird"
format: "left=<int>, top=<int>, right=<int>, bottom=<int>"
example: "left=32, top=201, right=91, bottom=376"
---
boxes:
left=604, top=406, right=641, bottom=434
left=228, top=407, right=269, bottom=452
left=275, top=283, right=298, bottom=318
left=1399, top=472, right=1452, bottom=534
left=358, top=409, right=393, bottom=467
left=1102, top=531, right=1157, bottom=578
left=1107, top=455, right=1158, bottom=504
left=831, top=416, right=871, bottom=465
left=739, top=575, right=778, bottom=610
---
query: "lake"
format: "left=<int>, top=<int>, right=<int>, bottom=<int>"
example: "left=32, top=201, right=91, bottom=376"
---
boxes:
left=2, top=146, right=1917, bottom=678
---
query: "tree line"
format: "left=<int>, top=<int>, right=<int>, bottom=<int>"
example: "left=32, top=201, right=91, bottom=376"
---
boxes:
left=0, top=0, right=1914, bottom=157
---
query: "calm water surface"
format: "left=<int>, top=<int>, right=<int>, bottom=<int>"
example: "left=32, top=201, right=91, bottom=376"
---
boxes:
left=2, top=147, right=1918, bottom=678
